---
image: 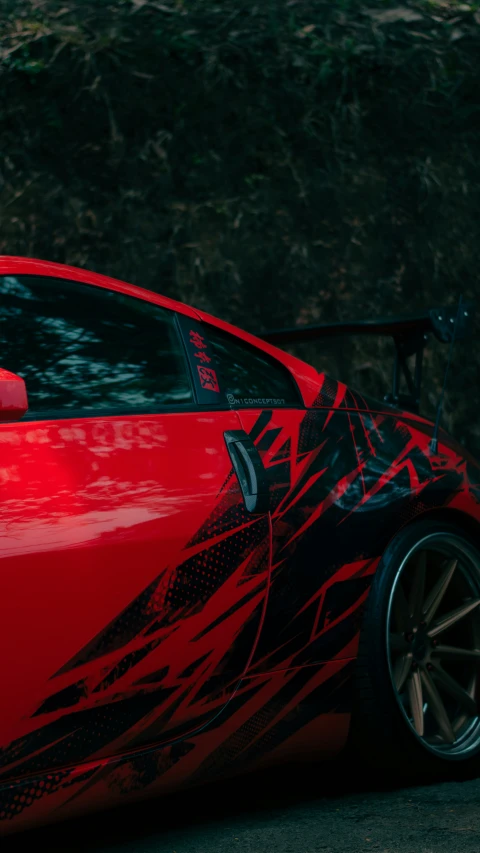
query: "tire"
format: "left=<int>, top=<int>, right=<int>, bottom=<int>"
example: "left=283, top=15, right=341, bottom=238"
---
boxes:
left=349, top=519, right=480, bottom=780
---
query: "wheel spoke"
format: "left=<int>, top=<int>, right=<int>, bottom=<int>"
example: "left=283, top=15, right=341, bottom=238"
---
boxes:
left=432, top=665, right=477, bottom=716
left=421, top=669, right=456, bottom=743
left=409, top=550, right=426, bottom=622
left=423, top=559, right=457, bottom=625
left=393, top=579, right=410, bottom=632
left=433, top=645, right=480, bottom=662
left=407, top=670, right=424, bottom=736
left=390, top=633, right=409, bottom=652
left=428, top=599, right=480, bottom=639
left=393, top=653, right=412, bottom=692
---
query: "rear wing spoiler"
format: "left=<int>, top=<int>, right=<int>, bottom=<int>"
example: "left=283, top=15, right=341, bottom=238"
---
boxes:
left=260, top=303, right=475, bottom=413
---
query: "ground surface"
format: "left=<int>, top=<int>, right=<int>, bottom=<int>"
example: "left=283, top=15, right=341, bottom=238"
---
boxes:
left=5, top=759, right=480, bottom=853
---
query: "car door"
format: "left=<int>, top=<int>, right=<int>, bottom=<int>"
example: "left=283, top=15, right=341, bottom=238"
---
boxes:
left=0, top=273, right=271, bottom=781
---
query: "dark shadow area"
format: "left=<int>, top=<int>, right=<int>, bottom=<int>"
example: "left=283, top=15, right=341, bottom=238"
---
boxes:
left=1, top=755, right=434, bottom=852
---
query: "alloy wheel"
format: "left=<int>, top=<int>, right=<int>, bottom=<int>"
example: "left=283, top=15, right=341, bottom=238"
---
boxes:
left=386, top=533, right=480, bottom=759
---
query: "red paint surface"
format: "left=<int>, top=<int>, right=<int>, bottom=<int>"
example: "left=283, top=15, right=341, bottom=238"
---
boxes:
left=0, top=411, right=271, bottom=760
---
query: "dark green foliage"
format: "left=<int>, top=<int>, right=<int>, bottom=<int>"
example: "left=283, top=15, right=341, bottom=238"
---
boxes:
left=1, top=1, right=480, bottom=449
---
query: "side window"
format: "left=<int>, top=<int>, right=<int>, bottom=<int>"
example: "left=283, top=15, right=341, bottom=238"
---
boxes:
left=0, top=275, right=193, bottom=415
left=207, top=325, right=301, bottom=407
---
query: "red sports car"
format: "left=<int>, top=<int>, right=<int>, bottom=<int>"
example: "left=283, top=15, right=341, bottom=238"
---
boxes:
left=0, top=256, right=479, bottom=834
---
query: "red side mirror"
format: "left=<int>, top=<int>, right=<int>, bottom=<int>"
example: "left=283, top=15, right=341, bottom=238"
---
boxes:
left=0, top=369, right=28, bottom=421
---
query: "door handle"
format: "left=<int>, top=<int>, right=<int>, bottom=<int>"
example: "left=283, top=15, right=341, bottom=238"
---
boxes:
left=224, top=430, right=270, bottom=515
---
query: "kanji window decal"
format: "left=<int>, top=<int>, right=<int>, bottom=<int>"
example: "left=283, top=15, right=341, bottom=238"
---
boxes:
left=197, top=365, right=220, bottom=392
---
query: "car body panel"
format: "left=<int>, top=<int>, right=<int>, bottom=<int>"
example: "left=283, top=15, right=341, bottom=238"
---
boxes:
left=0, top=410, right=271, bottom=780
left=0, top=659, right=352, bottom=832
left=2, top=395, right=480, bottom=833
left=1, top=258, right=480, bottom=834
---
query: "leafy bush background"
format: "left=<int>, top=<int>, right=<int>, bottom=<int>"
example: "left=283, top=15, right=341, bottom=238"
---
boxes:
left=1, top=0, right=480, bottom=450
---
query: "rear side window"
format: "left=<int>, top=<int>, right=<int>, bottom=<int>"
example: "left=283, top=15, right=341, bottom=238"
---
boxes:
left=207, top=325, right=301, bottom=407
left=0, top=275, right=193, bottom=415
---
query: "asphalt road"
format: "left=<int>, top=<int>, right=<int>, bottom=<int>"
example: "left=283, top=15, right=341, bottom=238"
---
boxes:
left=5, top=760, right=480, bottom=853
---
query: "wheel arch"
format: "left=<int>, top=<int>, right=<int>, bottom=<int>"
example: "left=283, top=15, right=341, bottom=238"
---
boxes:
left=366, top=505, right=480, bottom=595
left=397, top=506, right=480, bottom=550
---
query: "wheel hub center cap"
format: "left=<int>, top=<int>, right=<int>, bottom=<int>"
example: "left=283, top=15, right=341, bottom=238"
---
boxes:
left=412, top=629, right=429, bottom=662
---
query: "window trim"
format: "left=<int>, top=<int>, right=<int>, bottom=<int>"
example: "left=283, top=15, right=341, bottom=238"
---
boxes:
left=19, top=402, right=232, bottom=423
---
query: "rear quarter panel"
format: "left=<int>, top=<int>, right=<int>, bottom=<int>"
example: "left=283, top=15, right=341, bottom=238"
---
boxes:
left=238, top=376, right=480, bottom=675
